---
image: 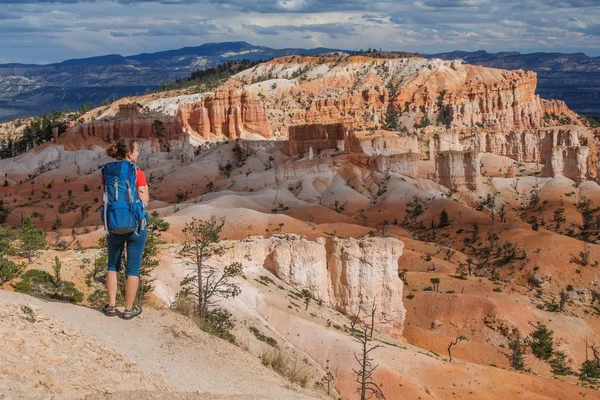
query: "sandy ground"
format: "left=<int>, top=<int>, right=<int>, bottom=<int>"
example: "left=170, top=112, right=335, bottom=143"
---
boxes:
left=0, top=290, right=322, bottom=400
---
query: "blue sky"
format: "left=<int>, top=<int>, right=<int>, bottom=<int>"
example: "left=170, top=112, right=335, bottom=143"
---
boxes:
left=1, top=0, right=599, bottom=64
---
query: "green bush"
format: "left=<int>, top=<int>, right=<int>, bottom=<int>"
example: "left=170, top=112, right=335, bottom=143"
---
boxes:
left=250, top=326, right=278, bottom=347
left=14, top=269, right=83, bottom=303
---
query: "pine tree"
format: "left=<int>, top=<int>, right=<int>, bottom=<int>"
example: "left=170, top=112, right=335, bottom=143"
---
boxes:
left=580, top=360, right=600, bottom=381
left=438, top=209, right=450, bottom=228
left=0, top=200, right=9, bottom=224
left=508, top=335, right=525, bottom=370
left=529, top=322, right=554, bottom=360
left=0, top=227, right=23, bottom=284
left=549, top=351, right=573, bottom=375
left=18, top=215, right=46, bottom=263
left=180, top=216, right=243, bottom=318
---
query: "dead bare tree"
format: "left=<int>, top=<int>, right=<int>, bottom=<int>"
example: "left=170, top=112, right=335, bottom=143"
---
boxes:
left=591, top=344, right=600, bottom=369
left=351, top=307, right=386, bottom=400
left=369, top=298, right=377, bottom=339
left=447, top=335, right=467, bottom=362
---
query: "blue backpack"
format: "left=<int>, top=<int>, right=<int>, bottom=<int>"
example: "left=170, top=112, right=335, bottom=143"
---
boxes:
left=101, top=160, right=147, bottom=235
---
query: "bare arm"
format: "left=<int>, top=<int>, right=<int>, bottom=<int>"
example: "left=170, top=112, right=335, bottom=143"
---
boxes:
left=138, top=185, right=149, bottom=206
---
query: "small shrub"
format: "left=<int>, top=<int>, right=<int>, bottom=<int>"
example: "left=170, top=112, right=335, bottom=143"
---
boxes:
left=250, top=326, right=278, bottom=347
left=14, top=269, right=83, bottom=303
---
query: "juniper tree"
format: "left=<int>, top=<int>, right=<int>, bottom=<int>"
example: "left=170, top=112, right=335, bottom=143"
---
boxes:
left=18, top=215, right=46, bottom=263
left=180, top=216, right=243, bottom=318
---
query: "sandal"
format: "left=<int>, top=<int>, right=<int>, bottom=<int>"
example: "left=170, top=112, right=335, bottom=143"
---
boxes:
left=102, top=304, right=117, bottom=317
left=122, top=305, right=142, bottom=320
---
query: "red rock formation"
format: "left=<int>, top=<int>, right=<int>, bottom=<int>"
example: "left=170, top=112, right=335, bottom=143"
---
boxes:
left=68, top=116, right=185, bottom=143
left=542, top=99, right=580, bottom=124
left=393, top=62, right=543, bottom=131
left=286, top=123, right=346, bottom=156
left=176, top=89, right=271, bottom=140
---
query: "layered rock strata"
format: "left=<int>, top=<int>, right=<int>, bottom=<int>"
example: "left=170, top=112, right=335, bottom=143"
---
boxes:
left=371, top=153, right=420, bottom=178
left=213, top=234, right=406, bottom=336
left=435, top=150, right=480, bottom=190
left=348, top=131, right=419, bottom=156
left=70, top=116, right=185, bottom=143
left=176, top=89, right=271, bottom=140
left=286, top=123, right=346, bottom=156
left=547, top=146, right=589, bottom=183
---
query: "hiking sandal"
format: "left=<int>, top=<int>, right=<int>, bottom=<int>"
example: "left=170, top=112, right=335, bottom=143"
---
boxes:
left=102, top=304, right=117, bottom=317
left=122, top=305, right=142, bottom=320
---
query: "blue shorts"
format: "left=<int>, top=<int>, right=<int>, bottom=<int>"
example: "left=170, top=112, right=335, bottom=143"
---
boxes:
left=106, top=228, right=147, bottom=277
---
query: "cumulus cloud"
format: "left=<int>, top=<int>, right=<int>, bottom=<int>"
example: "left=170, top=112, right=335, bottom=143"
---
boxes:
left=0, top=0, right=598, bottom=63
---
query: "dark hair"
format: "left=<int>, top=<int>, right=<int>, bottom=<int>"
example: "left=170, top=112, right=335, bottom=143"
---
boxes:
left=106, top=138, right=138, bottom=160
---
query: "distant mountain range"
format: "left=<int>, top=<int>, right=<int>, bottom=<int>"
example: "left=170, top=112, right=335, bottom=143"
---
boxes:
left=1, top=42, right=599, bottom=122
left=0, top=42, right=343, bottom=122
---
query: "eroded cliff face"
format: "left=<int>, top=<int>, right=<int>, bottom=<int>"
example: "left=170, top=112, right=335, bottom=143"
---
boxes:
left=546, top=146, right=589, bottom=182
left=176, top=89, right=272, bottom=141
left=286, top=123, right=345, bottom=156
left=327, top=236, right=406, bottom=336
left=393, top=61, right=543, bottom=131
left=211, top=234, right=406, bottom=336
left=225, top=56, right=547, bottom=134
left=68, top=115, right=185, bottom=143
left=435, top=150, right=480, bottom=190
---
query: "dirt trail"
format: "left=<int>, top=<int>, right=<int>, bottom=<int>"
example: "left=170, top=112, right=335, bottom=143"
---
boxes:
left=0, top=290, right=321, bottom=400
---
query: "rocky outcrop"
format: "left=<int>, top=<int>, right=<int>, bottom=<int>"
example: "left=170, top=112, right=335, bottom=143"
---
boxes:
left=546, top=146, right=589, bottom=182
left=211, top=234, right=406, bottom=336
left=69, top=115, right=185, bottom=143
left=167, top=140, right=195, bottom=165
left=274, top=156, right=341, bottom=183
left=542, top=99, right=580, bottom=124
left=371, top=153, right=420, bottom=178
left=349, top=131, right=418, bottom=156
left=286, top=123, right=346, bottom=156
left=456, top=126, right=581, bottom=164
left=327, top=236, right=405, bottom=336
left=435, top=150, right=480, bottom=190
left=176, top=89, right=271, bottom=140
left=393, top=61, right=543, bottom=131
left=234, top=56, right=549, bottom=133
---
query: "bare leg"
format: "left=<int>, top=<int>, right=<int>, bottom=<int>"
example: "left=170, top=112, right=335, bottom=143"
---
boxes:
left=107, top=270, right=118, bottom=306
left=125, top=276, right=140, bottom=311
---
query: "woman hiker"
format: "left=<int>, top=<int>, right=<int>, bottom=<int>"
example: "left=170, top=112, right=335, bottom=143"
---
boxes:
left=100, top=138, right=149, bottom=319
